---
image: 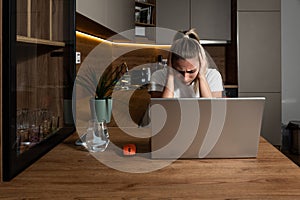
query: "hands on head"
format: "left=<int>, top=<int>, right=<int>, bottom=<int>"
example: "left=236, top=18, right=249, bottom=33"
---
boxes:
left=150, top=28, right=223, bottom=98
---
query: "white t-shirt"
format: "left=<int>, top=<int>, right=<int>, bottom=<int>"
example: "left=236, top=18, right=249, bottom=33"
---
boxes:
left=149, top=68, right=223, bottom=97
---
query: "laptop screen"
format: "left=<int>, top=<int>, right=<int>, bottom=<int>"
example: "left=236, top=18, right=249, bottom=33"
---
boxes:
left=150, top=98, right=265, bottom=159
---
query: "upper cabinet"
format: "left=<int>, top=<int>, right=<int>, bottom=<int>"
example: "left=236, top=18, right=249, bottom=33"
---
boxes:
left=76, top=0, right=135, bottom=37
left=156, top=0, right=231, bottom=44
left=191, top=0, right=231, bottom=41
left=16, top=0, right=71, bottom=45
left=156, top=0, right=189, bottom=32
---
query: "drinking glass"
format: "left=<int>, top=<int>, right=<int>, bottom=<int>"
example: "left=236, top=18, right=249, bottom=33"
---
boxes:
left=85, top=119, right=109, bottom=152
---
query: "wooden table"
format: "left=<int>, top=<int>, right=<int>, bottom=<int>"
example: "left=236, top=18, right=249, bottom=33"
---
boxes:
left=1, top=127, right=300, bottom=199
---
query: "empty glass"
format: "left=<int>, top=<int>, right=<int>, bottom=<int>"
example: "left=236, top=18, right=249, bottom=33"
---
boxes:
left=85, top=119, right=109, bottom=152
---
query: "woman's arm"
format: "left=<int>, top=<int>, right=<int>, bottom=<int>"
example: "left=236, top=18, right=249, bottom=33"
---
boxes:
left=198, top=75, right=223, bottom=98
left=199, top=68, right=224, bottom=98
left=212, top=91, right=223, bottom=98
left=199, top=73, right=224, bottom=98
left=161, top=68, right=175, bottom=98
left=198, top=74, right=213, bottom=98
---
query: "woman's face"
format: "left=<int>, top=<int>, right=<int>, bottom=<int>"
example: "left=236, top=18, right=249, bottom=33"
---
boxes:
left=172, top=57, right=199, bottom=85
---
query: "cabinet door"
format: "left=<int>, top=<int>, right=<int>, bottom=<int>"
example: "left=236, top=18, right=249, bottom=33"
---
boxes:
left=239, top=92, right=281, bottom=145
left=156, top=0, right=189, bottom=31
left=76, top=0, right=135, bottom=35
left=237, top=0, right=280, bottom=11
left=76, top=0, right=107, bottom=25
left=191, top=0, right=231, bottom=41
left=2, top=0, right=76, bottom=181
left=238, top=12, right=281, bottom=93
left=156, top=0, right=190, bottom=44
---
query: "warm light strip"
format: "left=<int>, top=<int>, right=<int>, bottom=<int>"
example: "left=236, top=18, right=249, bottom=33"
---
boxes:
left=76, top=31, right=171, bottom=48
left=76, top=31, right=112, bottom=45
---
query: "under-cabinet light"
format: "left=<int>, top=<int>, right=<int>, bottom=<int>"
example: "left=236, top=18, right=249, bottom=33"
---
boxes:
left=76, top=31, right=171, bottom=49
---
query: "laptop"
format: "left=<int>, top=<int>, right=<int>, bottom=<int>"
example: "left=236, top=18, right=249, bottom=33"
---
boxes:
left=150, top=98, right=265, bottom=159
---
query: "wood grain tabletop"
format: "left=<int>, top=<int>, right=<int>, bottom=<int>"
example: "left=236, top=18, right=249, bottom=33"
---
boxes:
left=1, top=127, right=300, bottom=199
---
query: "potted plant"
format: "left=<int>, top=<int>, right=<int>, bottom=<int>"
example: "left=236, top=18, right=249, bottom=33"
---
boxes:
left=76, top=62, right=128, bottom=123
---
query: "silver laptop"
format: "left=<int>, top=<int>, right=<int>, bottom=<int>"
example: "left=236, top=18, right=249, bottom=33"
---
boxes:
left=150, top=98, right=265, bottom=159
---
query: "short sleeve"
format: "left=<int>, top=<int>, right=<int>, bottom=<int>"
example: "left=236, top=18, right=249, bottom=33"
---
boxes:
left=206, top=69, right=224, bottom=92
left=149, top=68, right=167, bottom=92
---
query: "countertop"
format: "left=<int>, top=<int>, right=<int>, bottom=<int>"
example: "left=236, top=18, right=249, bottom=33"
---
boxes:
left=1, top=127, right=300, bottom=199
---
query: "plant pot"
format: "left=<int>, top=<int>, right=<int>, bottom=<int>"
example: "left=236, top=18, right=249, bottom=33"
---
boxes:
left=89, top=98, right=112, bottom=123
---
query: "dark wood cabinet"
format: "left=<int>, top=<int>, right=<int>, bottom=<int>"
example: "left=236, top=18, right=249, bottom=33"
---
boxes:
left=2, top=0, right=76, bottom=181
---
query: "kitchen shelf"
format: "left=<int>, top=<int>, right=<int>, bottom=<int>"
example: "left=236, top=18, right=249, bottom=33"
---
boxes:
left=17, top=35, right=65, bottom=47
left=135, top=0, right=156, bottom=41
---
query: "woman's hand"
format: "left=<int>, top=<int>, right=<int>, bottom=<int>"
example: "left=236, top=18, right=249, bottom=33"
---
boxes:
left=198, top=66, right=207, bottom=79
left=197, top=49, right=212, bottom=98
left=198, top=47, right=208, bottom=77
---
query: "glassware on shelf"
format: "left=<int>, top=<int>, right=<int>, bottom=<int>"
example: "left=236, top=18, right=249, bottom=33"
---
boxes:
left=16, top=108, right=60, bottom=154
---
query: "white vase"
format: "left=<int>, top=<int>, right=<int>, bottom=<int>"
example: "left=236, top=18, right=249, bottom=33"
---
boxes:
left=89, top=98, right=112, bottom=123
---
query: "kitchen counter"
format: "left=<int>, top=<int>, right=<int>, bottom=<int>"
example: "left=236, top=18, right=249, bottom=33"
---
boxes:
left=1, top=127, right=300, bottom=199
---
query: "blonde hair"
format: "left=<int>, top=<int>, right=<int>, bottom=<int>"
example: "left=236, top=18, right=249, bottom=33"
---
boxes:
left=173, top=28, right=200, bottom=42
left=170, top=29, right=208, bottom=71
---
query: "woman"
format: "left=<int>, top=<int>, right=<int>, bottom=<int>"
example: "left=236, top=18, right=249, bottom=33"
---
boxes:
left=149, top=29, right=223, bottom=98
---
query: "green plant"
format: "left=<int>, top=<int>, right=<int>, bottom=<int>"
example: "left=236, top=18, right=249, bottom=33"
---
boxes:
left=76, top=62, right=128, bottom=99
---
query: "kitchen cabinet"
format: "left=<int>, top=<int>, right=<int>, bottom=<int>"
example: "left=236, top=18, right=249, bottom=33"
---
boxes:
left=191, top=0, right=231, bottom=41
left=76, top=0, right=135, bottom=38
left=156, top=0, right=231, bottom=44
left=281, top=0, right=300, bottom=125
left=2, top=0, right=76, bottom=181
left=156, top=0, right=189, bottom=44
left=237, top=0, right=280, bottom=11
left=156, top=0, right=189, bottom=32
left=238, top=12, right=281, bottom=93
left=237, top=0, right=281, bottom=145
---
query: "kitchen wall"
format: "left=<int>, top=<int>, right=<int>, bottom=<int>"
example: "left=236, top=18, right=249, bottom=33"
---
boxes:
left=281, top=0, right=300, bottom=124
left=76, top=30, right=227, bottom=82
left=76, top=31, right=228, bottom=127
